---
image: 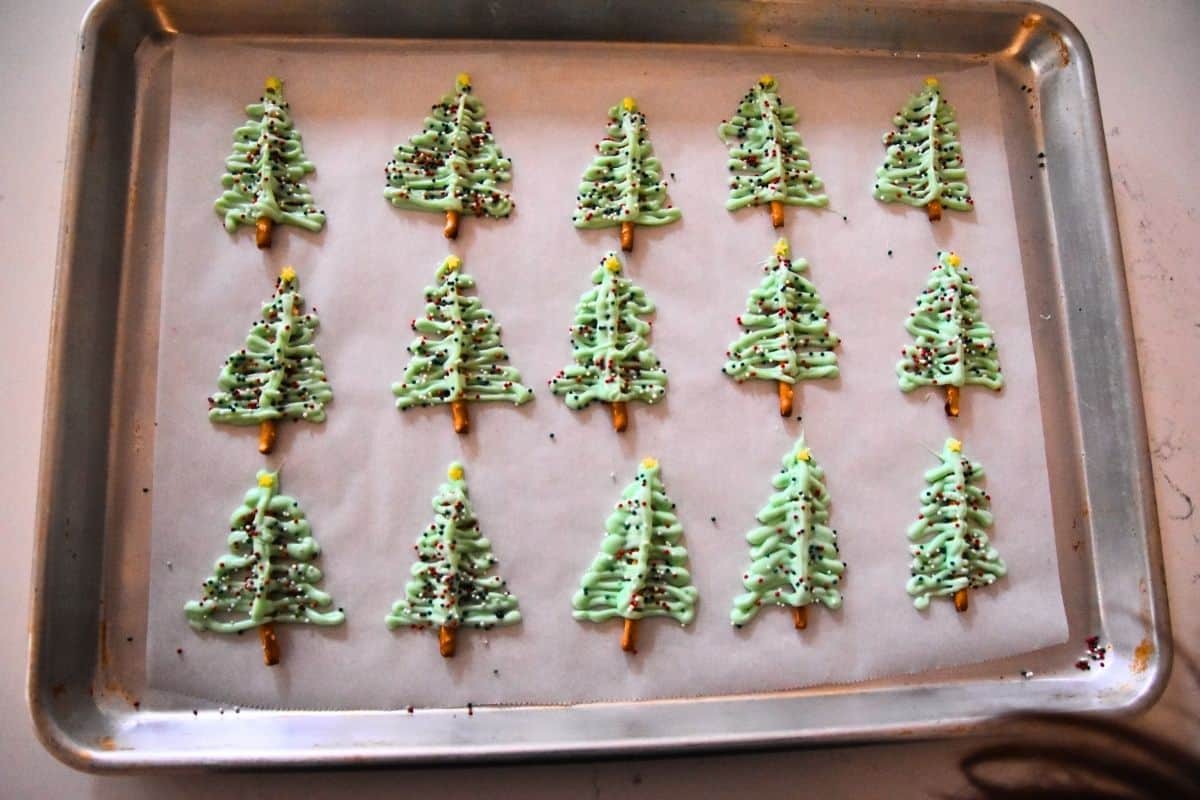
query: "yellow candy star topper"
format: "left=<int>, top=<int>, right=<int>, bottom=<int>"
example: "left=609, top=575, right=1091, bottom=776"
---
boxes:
left=758, top=73, right=775, bottom=88
left=264, top=76, right=282, bottom=93
left=796, top=448, right=811, bottom=463
left=280, top=265, right=297, bottom=282
left=947, top=252, right=961, bottom=266
left=773, top=238, right=790, bottom=258
left=622, top=96, right=637, bottom=112
left=448, top=464, right=464, bottom=481
left=604, top=254, right=622, bottom=273
left=456, top=72, right=471, bottom=89
left=258, top=472, right=276, bottom=488
left=641, top=457, right=658, bottom=469
left=948, top=438, right=963, bottom=453
left=444, top=254, right=462, bottom=271
left=924, top=76, right=939, bottom=87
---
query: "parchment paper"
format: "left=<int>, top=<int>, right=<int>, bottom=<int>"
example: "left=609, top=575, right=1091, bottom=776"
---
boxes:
left=147, top=36, right=1068, bottom=709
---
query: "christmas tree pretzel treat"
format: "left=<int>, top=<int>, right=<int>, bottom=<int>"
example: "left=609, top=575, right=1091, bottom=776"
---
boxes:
left=907, top=438, right=1006, bottom=612
left=873, top=77, right=973, bottom=222
left=717, top=74, right=828, bottom=229
left=723, top=237, right=840, bottom=417
left=549, top=252, right=667, bottom=433
left=573, top=458, right=698, bottom=653
left=897, top=250, right=1003, bottom=417
left=392, top=254, right=533, bottom=433
left=214, top=77, right=326, bottom=249
left=184, top=469, right=344, bottom=666
left=573, top=96, right=680, bottom=252
left=384, top=73, right=513, bottom=239
left=208, top=266, right=332, bottom=454
left=386, top=462, right=521, bottom=658
left=731, top=438, right=845, bottom=631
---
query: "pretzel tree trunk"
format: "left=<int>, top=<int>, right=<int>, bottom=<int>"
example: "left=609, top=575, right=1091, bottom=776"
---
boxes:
left=792, top=606, right=807, bottom=630
left=444, top=210, right=460, bottom=239
left=259, top=623, right=280, bottom=666
left=258, top=420, right=277, bottom=454
left=778, top=381, right=794, bottom=417
left=451, top=400, right=470, bottom=434
left=620, top=618, right=638, bottom=652
left=620, top=221, right=634, bottom=252
left=926, top=199, right=942, bottom=222
left=438, top=624, right=457, bottom=657
left=610, top=401, right=628, bottom=432
left=256, top=217, right=273, bottom=249
left=954, top=588, right=969, bottom=613
left=944, top=385, right=960, bottom=418
left=769, top=200, right=784, bottom=228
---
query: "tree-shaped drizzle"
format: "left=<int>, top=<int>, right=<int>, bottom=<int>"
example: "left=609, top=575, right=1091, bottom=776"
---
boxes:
left=184, top=469, right=344, bottom=666
left=384, top=72, right=513, bottom=239
left=717, top=74, right=827, bottom=229
left=731, top=438, right=845, bottom=631
left=573, top=96, right=680, bottom=252
left=392, top=254, right=533, bottom=434
left=907, top=438, right=1006, bottom=612
left=208, top=266, right=332, bottom=454
left=573, top=458, right=697, bottom=653
left=873, top=77, right=973, bottom=222
left=386, top=462, right=521, bottom=657
left=897, top=250, right=1002, bottom=417
left=214, top=77, right=325, bottom=248
left=723, top=237, right=840, bottom=417
left=549, top=252, right=667, bottom=432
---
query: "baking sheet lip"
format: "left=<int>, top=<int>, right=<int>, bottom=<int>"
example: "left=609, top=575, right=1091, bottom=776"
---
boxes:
left=29, top=0, right=1172, bottom=773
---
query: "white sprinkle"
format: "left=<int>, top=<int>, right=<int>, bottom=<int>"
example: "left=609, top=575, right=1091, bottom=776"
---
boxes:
left=1039, top=312, right=1052, bottom=320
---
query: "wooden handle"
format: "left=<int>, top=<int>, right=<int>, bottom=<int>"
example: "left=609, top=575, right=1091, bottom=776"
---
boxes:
left=255, top=217, right=273, bottom=249
left=926, top=199, right=942, bottom=222
left=610, top=401, right=628, bottom=433
left=769, top=200, right=784, bottom=228
left=443, top=210, right=460, bottom=239
left=777, top=381, right=794, bottom=417
left=792, top=606, right=807, bottom=630
left=438, top=624, right=457, bottom=658
left=257, top=419, right=277, bottom=454
left=944, top=385, right=960, bottom=418
left=620, top=618, right=638, bottom=653
left=451, top=400, right=469, bottom=434
left=259, top=623, right=280, bottom=666
left=953, top=588, right=969, bottom=613
left=620, top=221, right=634, bottom=252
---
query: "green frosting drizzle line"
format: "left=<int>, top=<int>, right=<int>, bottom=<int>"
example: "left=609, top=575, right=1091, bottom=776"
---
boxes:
left=549, top=252, right=667, bottom=409
left=717, top=75, right=828, bottom=211
left=907, top=439, right=1006, bottom=610
left=208, top=269, right=333, bottom=425
left=897, top=251, right=1003, bottom=392
left=723, top=237, right=840, bottom=385
left=185, top=469, right=345, bottom=632
left=873, top=78, right=973, bottom=211
left=386, top=462, right=521, bottom=632
left=384, top=74, right=513, bottom=219
left=214, top=78, right=326, bottom=236
left=573, top=458, right=698, bottom=624
left=731, top=438, right=846, bottom=627
left=392, top=255, right=533, bottom=410
left=573, top=98, right=681, bottom=229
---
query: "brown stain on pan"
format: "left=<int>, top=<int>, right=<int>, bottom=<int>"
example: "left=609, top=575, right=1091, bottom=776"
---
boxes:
left=1048, top=30, right=1070, bottom=66
left=1130, top=638, right=1154, bottom=673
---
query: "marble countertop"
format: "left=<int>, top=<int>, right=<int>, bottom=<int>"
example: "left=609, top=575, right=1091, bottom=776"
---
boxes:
left=1, top=1, right=1195, bottom=795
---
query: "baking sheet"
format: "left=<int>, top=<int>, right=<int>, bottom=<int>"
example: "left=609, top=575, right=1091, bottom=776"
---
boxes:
left=146, top=36, right=1067, bottom=710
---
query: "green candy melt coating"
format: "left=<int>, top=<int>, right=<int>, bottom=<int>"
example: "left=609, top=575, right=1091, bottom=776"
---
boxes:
left=731, top=438, right=846, bottom=627
left=573, top=459, right=698, bottom=624
left=573, top=99, right=681, bottom=229
left=549, top=252, right=667, bottom=409
left=386, top=462, right=521, bottom=631
left=717, top=76, right=827, bottom=211
left=392, top=255, right=533, bottom=410
left=208, top=271, right=332, bottom=425
left=724, top=238, right=840, bottom=385
left=184, top=469, right=345, bottom=632
left=873, top=79, right=973, bottom=211
left=384, top=76, right=513, bottom=219
left=897, top=251, right=1003, bottom=392
left=214, top=80, right=326, bottom=235
left=907, top=440, right=1006, bottom=610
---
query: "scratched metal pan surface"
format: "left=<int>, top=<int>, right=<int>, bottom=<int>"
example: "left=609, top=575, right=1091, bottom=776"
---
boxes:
left=28, top=0, right=1168, bottom=772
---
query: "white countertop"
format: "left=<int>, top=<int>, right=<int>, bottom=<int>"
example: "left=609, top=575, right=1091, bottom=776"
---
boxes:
left=1, top=1, right=1196, bottom=795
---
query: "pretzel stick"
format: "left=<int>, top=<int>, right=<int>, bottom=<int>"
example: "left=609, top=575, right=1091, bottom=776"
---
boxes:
left=954, top=588, right=969, bottom=613
left=451, top=400, right=469, bottom=434
left=926, top=199, right=942, bottom=222
left=620, top=221, right=634, bottom=252
left=438, top=624, right=457, bottom=658
left=259, top=623, right=280, bottom=666
left=258, top=420, right=277, bottom=454
left=778, top=381, right=794, bottom=417
left=610, top=401, right=628, bottom=433
left=944, top=385, right=960, bottom=418
left=256, top=217, right=273, bottom=249
left=620, top=618, right=637, bottom=653
left=792, top=606, right=807, bottom=630
left=769, top=200, right=784, bottom=228
left=444, top=210, right=460, bottom=239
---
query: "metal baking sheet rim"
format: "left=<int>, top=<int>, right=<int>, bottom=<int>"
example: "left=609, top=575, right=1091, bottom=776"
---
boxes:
left=28, top=0, right=1171, bottom=772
